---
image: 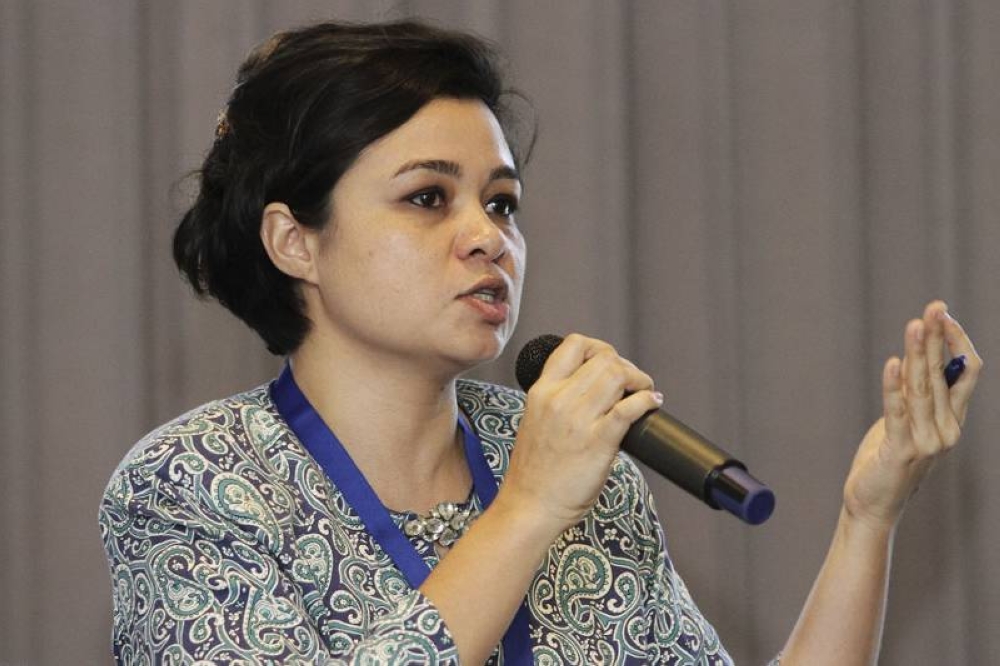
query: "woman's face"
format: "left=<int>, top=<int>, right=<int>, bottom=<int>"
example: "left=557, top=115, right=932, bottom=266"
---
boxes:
left=307, top=97, right=525, bottom=374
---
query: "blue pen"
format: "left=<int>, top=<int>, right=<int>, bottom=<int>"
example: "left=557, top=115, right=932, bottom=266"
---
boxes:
left=945, top=355, right=966, bottom=387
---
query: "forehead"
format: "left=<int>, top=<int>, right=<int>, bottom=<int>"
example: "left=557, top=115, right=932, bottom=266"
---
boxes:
left=352, top=97, right=516, bottom=176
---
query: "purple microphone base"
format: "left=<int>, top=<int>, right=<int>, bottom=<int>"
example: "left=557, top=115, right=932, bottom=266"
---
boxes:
left=709, top=466, right=776, bottom=525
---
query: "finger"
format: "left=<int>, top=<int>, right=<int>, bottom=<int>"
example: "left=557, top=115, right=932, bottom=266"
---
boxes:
left=571, top=350, right=655, bottom=416
left=882, top=357, right=910, bottom=451
left=922, top=301, right=958, bottom=441
left=939, top=311, right=984, bottom=422
left=576, top=349, right=653, bottom=394
left=536, top=333, right=615, bottom=384
left=595, top=390, right=664, bottom=443
left=903, top=319, right=939, bottom=453
left=899, top=353, right=908, bottom=396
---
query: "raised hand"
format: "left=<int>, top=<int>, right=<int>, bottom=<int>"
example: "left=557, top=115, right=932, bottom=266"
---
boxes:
left=843, top=301, right=982, bottom=531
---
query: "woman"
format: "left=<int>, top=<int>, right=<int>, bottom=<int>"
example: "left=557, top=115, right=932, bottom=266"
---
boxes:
left=100, top=20, right=981, bottom=665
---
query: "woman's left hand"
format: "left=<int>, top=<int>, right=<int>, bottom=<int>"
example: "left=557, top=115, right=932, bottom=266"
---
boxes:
left=842, top=301, right=982, bottom=532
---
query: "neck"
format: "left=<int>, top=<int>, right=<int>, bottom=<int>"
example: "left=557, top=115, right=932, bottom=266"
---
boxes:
left=288, top=333, right=470, bottom=513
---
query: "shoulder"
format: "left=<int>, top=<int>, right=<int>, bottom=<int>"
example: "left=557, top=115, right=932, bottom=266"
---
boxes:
left=99, top=383, right=301, bottom=547
left=106, top=384, right=278, bottom=480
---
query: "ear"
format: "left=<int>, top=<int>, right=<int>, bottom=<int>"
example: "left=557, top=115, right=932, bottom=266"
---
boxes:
left=260, top=202, right=321, bottom=285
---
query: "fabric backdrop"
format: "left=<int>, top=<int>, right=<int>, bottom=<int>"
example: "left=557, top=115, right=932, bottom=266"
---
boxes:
left=2, top=1, right=997, bottom=664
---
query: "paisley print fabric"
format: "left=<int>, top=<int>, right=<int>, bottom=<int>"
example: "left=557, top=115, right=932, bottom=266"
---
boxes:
left=101, top=379, right=775, bottom=664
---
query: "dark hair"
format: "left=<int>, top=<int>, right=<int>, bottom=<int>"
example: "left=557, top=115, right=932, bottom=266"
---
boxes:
left=173, top=20, right=531, bottom=355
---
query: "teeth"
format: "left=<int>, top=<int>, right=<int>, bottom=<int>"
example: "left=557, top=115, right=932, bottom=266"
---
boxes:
left=472, top=291, right=497, bottom=303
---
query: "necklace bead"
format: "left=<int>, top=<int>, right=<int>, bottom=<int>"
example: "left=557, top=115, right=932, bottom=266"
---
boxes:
left=402, top=501, right=479, bottom=547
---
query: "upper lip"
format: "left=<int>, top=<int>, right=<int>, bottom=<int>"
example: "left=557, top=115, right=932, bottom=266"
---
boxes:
left=460, top=275, right=510, bottom=302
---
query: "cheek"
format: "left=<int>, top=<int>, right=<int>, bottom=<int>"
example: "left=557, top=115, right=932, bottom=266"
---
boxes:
left=381, top=227, right=436, bottom=261
left=508, top=238, right=527, bottom=285
left=371, top=230, right=442, bottom=293
left=504, top=248, right=527, bottom=322
left=322, top=226, right=413, bottom=298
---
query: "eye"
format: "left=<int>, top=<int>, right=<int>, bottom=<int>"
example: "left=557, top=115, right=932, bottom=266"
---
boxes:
left=485, top=195, right=519, bottom=218
left=407, top=188, right=446, bottom=209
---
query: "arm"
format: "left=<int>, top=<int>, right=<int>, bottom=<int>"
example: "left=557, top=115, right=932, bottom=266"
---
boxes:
left=101, top=335, right=658, bottom=666
left=100, top=468, right=459, bottom=664
left=779, top=301, right=982, bottom=665
left=418, top=487, right=565, bottom=662
left=421, top=334, right=664, bottom=664
left=778, top=510, right=893, bottom=666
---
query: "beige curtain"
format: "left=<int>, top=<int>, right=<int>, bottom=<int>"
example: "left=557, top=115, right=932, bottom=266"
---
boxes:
left=2, top=1, right=997, bottom=663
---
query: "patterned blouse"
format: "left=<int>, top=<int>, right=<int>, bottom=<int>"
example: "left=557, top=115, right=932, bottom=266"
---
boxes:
left=100, top=378, right=762, bottom=664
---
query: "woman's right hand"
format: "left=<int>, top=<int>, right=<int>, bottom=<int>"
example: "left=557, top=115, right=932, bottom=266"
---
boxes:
left=500, top=333, right=663, bottom=532
left=424, top=336, right=659, bottom=663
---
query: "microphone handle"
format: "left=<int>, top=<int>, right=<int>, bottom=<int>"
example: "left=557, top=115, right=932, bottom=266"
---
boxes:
left=625, top=410, right=775, bottom=525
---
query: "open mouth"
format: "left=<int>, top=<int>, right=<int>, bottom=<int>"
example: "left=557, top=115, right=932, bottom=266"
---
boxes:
left=459, top=277, right=512, bottom=324
left=470, top=288, right=502, bottom=303
left=462, top=278, right=509, bottom=304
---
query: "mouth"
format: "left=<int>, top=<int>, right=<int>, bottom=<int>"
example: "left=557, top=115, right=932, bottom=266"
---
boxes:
left=459, top=276, right=512, bottom=324
left=461, top=277, right=509, bottom=304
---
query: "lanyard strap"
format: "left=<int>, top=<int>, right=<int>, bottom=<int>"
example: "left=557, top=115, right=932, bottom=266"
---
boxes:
left=270, top=364, right=533, bottom=664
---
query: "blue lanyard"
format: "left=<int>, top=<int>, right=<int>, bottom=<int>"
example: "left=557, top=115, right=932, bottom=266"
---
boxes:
left=270, top=364, right=533, bottom=664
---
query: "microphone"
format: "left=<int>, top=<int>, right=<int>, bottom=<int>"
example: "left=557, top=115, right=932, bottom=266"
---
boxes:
left=515, top=334, right=776, bottom=525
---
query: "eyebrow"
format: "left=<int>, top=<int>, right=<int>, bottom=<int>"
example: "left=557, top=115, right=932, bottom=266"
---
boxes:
left=393, top=159, right=520, bottom=184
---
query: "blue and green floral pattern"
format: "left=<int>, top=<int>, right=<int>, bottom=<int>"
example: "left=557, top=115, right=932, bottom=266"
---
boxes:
left=100, top=379, right=756, bottom=664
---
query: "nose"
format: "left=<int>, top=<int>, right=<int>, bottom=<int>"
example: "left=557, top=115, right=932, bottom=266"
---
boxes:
left=455, top=206, right=506, bottom=262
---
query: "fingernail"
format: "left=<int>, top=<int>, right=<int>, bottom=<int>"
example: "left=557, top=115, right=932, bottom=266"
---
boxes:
left=652, top=391, right=664, bottom=404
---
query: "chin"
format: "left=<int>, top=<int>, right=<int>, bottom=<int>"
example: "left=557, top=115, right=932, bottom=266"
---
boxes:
left=447, top=330, right=509, bottom=368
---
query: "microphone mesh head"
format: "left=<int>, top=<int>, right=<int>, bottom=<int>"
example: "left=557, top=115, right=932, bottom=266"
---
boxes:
left=515, top=334, right=564, bottom=391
